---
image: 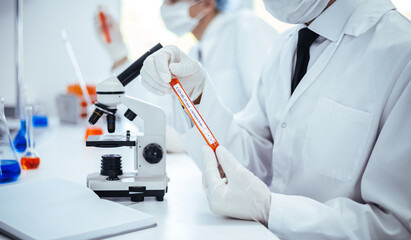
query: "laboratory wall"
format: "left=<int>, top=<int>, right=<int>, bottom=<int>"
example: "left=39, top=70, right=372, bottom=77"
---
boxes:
left=0, top=0, right=17, bottom=108
left=0, top=0, right=121, bottom=115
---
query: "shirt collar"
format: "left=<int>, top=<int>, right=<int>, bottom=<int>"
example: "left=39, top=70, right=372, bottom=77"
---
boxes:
left=344, top=0, right=395, bottom=37
left=309, top=0, right=364, bottom=42
left=308, top=0, right=395, bottom=42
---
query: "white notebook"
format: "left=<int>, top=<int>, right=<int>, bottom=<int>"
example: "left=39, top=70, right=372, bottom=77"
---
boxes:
left=0, top=178, right=156, bottom=240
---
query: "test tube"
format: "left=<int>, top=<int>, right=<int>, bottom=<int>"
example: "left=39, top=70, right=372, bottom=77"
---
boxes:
left=169, top=78, right=219, bottom=151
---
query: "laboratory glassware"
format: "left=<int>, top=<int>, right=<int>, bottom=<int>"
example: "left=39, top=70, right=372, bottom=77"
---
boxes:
left=33, top=114, right=48, bottom=127
left=21, top=106, right=40, bottom=169
left=169, top=77, right=225, bottom=178
left=33, top=98, right=48, bottom=127
left=0, top=97, right=21, bottom=183
left=169, top=77, right=219, bottom=151
left=13, top=118, right=26, bottom=152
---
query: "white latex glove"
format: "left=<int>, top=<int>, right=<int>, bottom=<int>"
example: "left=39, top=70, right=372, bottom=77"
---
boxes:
left=94, top=10, right=128, bottom=63
left=202, top=145, right=272, bottom=226
left=140, top=45, right=206, bottom=100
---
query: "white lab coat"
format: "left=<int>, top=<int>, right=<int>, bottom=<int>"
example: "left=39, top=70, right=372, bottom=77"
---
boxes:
left=188, top=10, right=279, bottom=113
left=172, top=0, right=411, bottom=238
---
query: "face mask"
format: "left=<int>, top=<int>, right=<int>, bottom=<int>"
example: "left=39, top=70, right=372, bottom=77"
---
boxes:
left=262, top=0, right=329, bottom=24
left=161, top=1, right=205, bottom=36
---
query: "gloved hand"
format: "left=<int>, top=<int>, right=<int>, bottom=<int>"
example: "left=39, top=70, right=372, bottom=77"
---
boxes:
left=202, top=145, right=272, bottom=226
left=140, top=45, right=206, bottom=100
left=94, top=9, right=128, bottom=63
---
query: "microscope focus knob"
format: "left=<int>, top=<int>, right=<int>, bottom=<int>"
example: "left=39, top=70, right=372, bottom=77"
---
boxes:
left=124, top=109, right=137, bottom=121
left=143, top=143, right=163, bottom=164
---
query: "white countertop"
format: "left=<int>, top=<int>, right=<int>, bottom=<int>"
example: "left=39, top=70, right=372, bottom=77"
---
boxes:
left=0, top=122, right=278, bottom=240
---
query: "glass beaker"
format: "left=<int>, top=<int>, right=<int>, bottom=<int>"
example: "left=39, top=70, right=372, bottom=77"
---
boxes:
left=0, top=97, right=21, bottom=183
left=21, top=106, right=40, bottom=169
left=33, top=98, right=48, bottom=127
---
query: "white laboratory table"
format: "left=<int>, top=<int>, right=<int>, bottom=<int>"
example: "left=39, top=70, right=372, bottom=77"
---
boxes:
left=0, top=123, right=278, bottom=240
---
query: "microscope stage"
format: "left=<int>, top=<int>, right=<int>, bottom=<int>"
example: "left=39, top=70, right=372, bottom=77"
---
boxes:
left=87, top=172, right=169, bottom=202
left=86, top=134, right=136, bottom=148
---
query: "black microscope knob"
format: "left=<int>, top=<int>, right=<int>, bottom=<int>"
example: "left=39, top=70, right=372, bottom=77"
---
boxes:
left=124, top=109, right=137, bottom=121
left=143, top=143, right=163, bottom=164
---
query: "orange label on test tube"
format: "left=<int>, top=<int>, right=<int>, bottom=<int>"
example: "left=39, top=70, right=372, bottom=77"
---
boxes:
left=170, top=78, right=219, bottom=151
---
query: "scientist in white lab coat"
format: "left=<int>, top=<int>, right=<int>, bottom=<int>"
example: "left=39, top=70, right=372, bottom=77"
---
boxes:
left=141, top=0, right=411, bottom=238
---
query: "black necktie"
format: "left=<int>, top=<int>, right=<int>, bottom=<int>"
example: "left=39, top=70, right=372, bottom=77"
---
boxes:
left=198, top=48, right=202, bottom=63
left=291, top=28, right=319, bottom=94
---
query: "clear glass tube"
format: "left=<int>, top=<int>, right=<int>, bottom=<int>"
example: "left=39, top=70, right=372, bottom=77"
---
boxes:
left=21, top=106, right=40, bottom=169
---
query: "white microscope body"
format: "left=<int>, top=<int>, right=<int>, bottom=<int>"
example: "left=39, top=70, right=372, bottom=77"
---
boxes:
left=86, top=44, right=168, bottom=202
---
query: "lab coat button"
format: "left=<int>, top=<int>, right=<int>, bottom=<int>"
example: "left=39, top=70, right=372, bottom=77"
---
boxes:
left=282, top=123, right=287, bottom=128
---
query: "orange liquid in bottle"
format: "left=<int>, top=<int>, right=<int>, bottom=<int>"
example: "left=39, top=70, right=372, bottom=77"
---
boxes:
left=21, top=156, right=40, bottom=169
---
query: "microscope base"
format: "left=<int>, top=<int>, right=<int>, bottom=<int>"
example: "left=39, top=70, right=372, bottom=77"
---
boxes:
left=87, top=172, right=169, bottom=202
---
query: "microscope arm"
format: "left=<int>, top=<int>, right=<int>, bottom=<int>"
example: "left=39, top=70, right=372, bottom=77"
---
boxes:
left=121, top=95, right=166, bottom=136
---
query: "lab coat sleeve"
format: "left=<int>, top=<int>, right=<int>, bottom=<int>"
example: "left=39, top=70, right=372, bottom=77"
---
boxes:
left=172, top=72, right=274, bottom=184
left=268, top=60, right=411, bottom=239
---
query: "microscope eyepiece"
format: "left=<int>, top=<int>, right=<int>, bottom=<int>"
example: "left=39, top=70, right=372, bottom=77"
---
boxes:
left=117, top=43, right=163, bottom=87
left=107, top=114, right=116, bottom=133
left=89, top=108, right=105, bottom=125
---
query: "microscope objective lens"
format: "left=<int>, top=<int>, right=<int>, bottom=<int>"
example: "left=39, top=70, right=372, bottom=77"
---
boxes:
left=107, top=114, right=116, bottom=133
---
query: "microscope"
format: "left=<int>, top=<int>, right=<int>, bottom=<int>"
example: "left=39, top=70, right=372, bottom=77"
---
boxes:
left=86, top=43, right=168, bottom=202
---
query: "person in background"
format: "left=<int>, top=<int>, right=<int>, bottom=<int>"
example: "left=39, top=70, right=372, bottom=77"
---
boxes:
left=94, top=8, right=129, bottom=74
left=140, top=0, right=411, bottom=238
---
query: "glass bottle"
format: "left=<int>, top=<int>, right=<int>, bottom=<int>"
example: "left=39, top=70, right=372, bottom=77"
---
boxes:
left=0, top=97, right=21, bottom=183
left=21, top=106, right=40, bottom=169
